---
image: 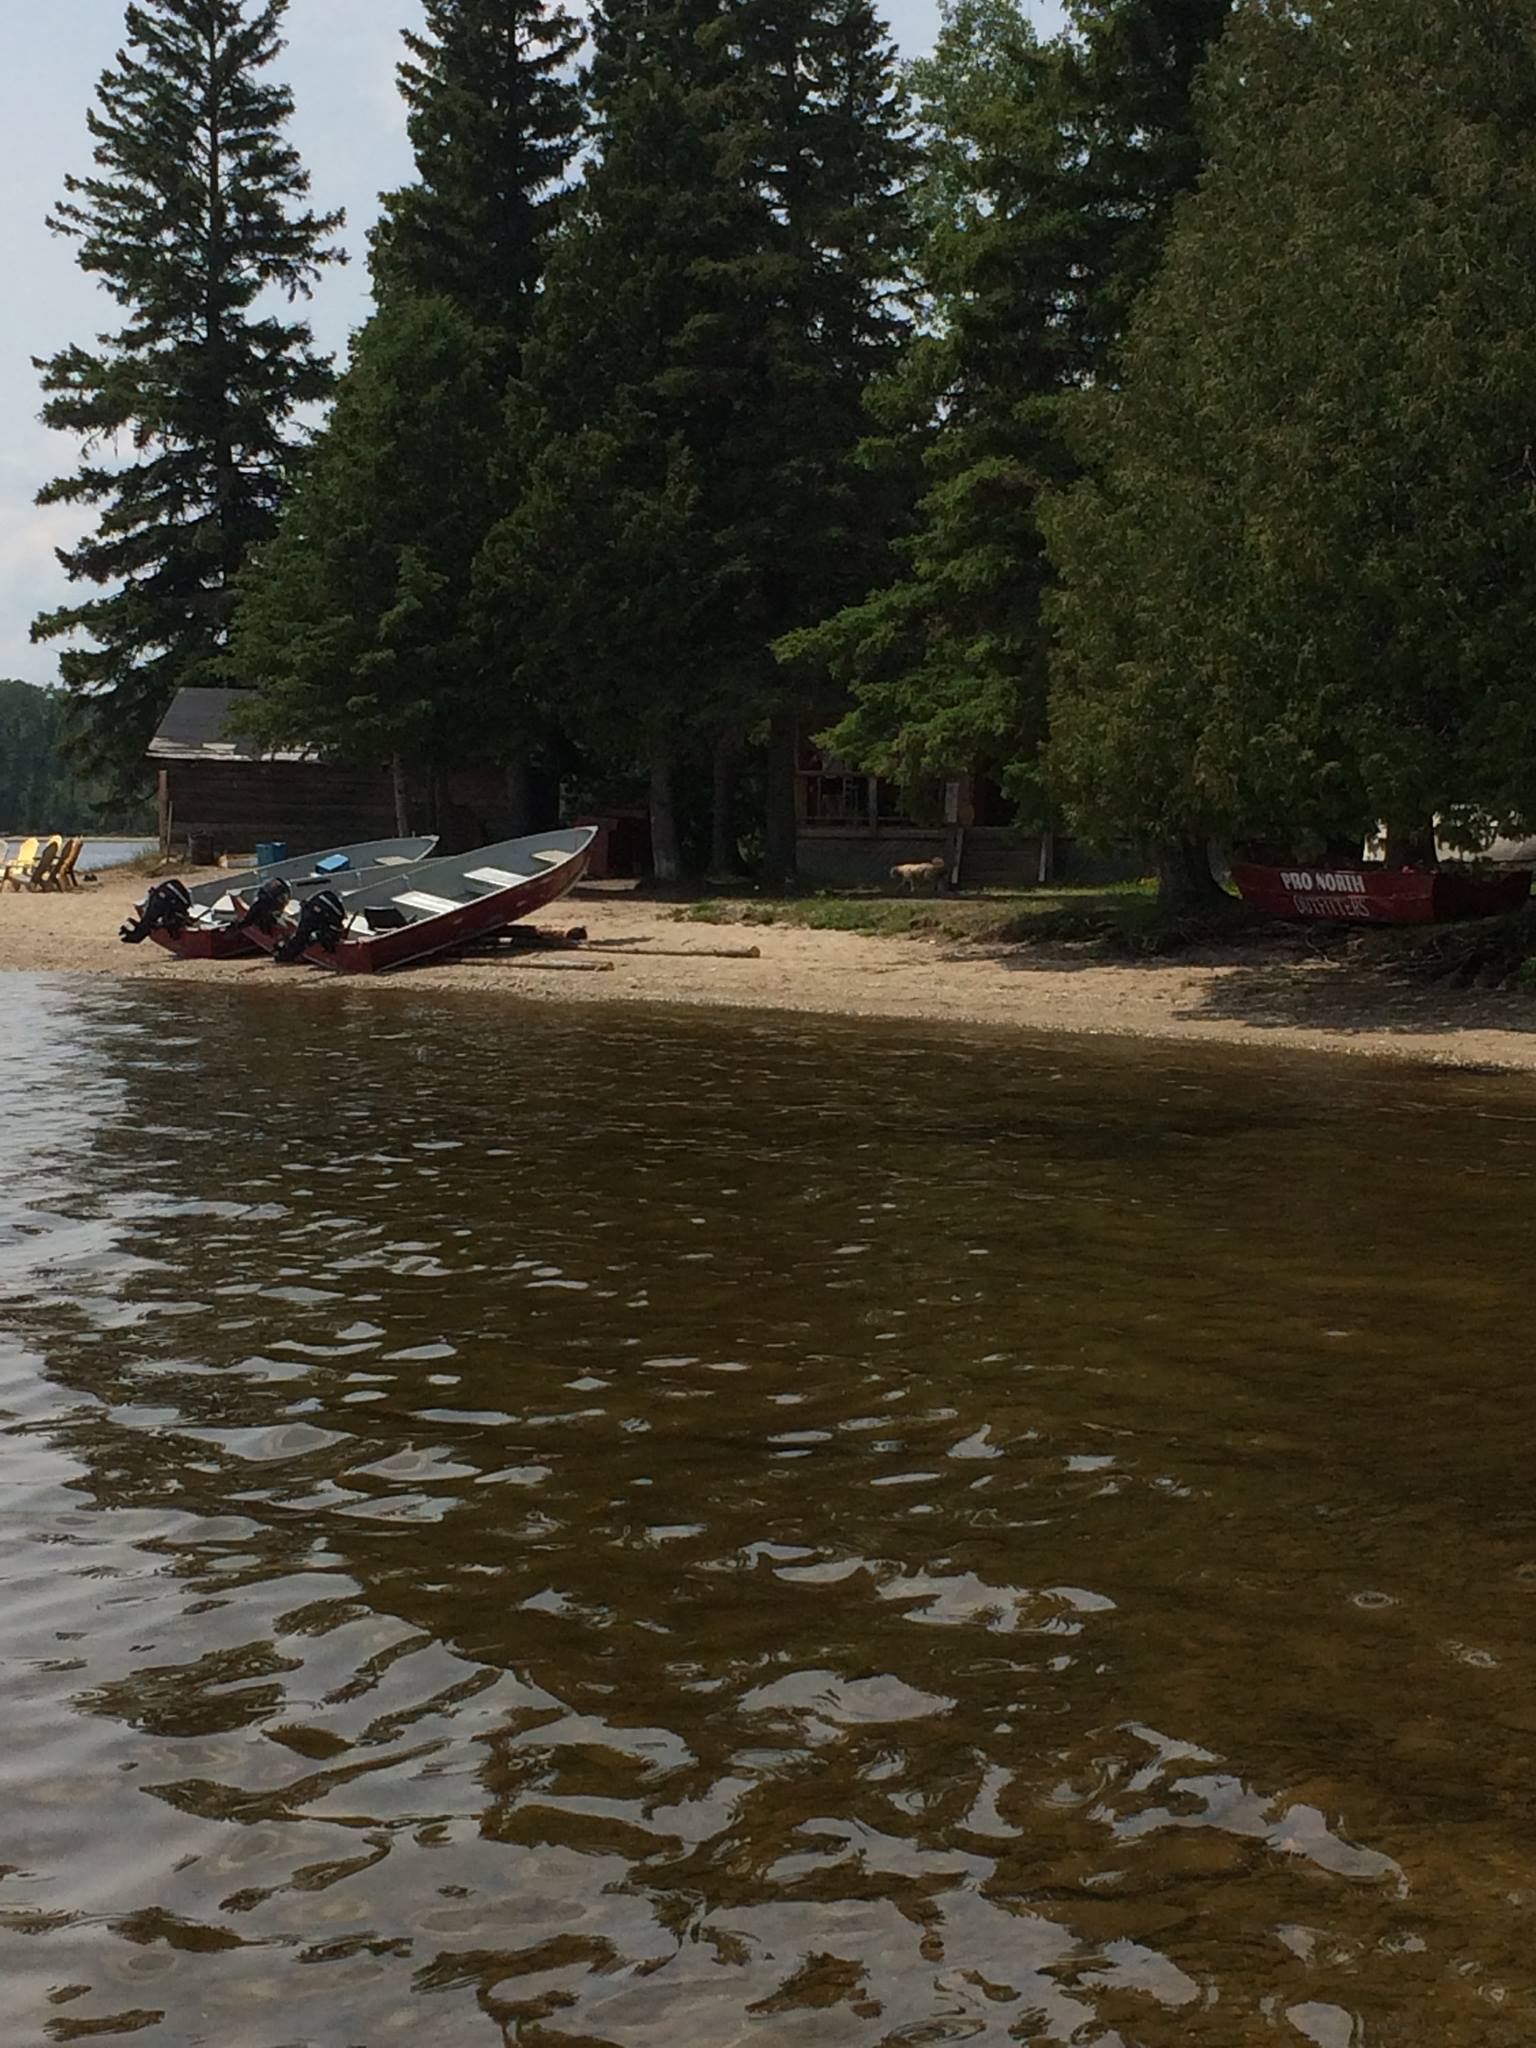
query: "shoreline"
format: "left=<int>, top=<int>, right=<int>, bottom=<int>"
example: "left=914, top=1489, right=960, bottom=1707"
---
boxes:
left=4, top=868, right=1536, bottom=1072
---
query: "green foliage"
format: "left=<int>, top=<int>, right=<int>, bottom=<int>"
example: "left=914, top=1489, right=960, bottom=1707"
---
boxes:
left=478, top=0, right=912, bottom=860
left=234, top=0, right=586, bottom=784
left=479, top=0, right=759, bottom=779
left=32, top=0, right=343, bottom=793
left=370, top=0, right=584, bottom=361
left=0, top=680, right=154, bottom=832
left=1046, top=0, right=1536, bottom=851
left=786, top=0, right=1229, bottom=810
left=675, top=877, right=1157, bottom=939
left=231, top=298, right=502, bottom=771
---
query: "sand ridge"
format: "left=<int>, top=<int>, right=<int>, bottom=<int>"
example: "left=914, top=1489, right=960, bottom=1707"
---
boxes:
left=3, top=865, right=1536, bottom=1071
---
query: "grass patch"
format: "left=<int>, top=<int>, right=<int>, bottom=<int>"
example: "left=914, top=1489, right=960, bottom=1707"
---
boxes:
left=676, top=880, right=1173, bottom=945
left=671, top=879, right=1536, bottom=979
left=114, top=847, right=187, bottom=878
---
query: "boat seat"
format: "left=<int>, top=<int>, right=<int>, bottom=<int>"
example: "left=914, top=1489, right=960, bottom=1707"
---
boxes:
left=376, top=856, right=412, bottom=865
left=532, top=849, right=567, bottom=866
left=464, top=866, right=531, bottom=888
left=392, top=890, right=462, bottom=915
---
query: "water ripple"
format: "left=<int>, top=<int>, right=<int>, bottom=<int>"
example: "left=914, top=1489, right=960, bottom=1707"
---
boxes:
left=0, top=977, right=1533, bottom=2040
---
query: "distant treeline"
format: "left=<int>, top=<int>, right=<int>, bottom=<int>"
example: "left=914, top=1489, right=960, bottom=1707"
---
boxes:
left=0, top=679, right=154, bottom=835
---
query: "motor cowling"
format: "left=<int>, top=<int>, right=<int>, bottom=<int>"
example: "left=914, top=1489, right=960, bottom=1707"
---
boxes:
left=236, top=878, right=292, bottom=935
left=273, top=889, right=347, bottom=963
left=119, top=878, right=193, bottom=945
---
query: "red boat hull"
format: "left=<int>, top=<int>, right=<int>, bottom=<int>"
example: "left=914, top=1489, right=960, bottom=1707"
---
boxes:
left=149, top=923, right=260, bottom=961
left=242, top=840, right=594, bottom=973
left=1231, top=862, right=1532, bottom=924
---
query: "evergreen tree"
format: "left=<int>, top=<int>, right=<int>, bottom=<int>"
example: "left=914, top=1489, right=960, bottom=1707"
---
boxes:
left=370, top=0, right=584, bottom=360
left=783, top=0, right=1228, bottom=841
left=236, top=0, right=586, bottom=830
left=1045, top=0, right=1536, bottom=870
left=479, top=0, right=911, bottom=878
left=231, top=297, right=501, bottom=817
left=736, top=0, right=915, bottom=879
left=477, top=0, right=752, bottom=877
left=32, top=0, right=343, bottom=792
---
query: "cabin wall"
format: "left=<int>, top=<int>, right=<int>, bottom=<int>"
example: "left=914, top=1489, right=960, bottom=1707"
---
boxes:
left=162, top=763, right=529, bottom=861
left=163, top=763, right=397, bottom=863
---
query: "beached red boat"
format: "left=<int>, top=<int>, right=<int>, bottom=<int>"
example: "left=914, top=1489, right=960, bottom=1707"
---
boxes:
left=1231, top=861, right=1532, bottom=925
left=121, top=838, right=438, bottom=960
left=242, top=827, right=598, bottom=974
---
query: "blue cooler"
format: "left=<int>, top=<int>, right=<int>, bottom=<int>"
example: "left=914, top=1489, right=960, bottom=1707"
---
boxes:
left=255, top=840, right=288, bottom=869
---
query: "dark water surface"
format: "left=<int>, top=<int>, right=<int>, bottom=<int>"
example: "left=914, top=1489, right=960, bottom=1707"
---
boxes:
left=3, top=973, right=1536, bottom=2046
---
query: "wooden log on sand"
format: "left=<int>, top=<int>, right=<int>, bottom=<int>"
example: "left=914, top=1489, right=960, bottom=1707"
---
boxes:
left=585, top=941, right=762, bottom=960
left=505, top=957, right=615, bottom=973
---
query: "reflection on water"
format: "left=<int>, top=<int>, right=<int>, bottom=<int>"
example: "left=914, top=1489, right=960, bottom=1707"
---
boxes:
left=3, top=972, right=1536, bottom=2044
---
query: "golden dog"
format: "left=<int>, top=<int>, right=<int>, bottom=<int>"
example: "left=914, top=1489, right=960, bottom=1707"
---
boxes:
left=891, top=857, right=946, bottom=894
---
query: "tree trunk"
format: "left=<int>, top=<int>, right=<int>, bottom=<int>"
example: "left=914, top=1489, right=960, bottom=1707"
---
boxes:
left=763, top=710, right=799, bottom=886
left=390, top=755, right=410, bottom=837
left=709, top=737, right=736, bottom=879
left=504, top=752, right=538, bottom=837
left=1155, top=837, right=1226, bottom=913
left=650, top=754, right=682, bottom=883
left=1384, top=819, right=1437, bottom=868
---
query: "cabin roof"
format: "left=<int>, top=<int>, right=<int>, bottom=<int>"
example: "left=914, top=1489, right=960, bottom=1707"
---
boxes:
left=148, top=688, right=311, bottom=764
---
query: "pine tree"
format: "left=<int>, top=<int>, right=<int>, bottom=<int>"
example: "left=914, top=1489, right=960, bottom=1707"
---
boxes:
left=1045, top=0, right=1536, bottom=869
left=479, top=0, right=911, bottom=878
left=782, top=0, right=1229, bottom=842
left=734, top=0, right=914, bottom=878
left=231, top=297, right=502, bottom=811
left=237, top=0, right=586, bottom=830
left=32, top=0, right=343, bottom=792
left=476, top=0, right=750, bottom=877
left=370, top=0, right=583, bottom=361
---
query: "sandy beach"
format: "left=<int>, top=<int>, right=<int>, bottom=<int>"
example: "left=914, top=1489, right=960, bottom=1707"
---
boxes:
left=4, top=863, right=1536, bottom=1069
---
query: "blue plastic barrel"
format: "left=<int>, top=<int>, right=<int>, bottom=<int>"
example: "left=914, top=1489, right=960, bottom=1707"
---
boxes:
left=255, top=840, right=287, bottom=869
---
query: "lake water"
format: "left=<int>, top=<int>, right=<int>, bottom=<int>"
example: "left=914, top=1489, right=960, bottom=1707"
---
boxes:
left=80, top=838, right=155, bottom=870
left=3, top=976, right=1535, bottom=2046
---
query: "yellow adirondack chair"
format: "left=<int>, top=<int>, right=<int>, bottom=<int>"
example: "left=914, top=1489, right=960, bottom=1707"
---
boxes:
left=2, top=837, right=40, bottom=890
left=21, top=836, right=64, bottom=890
left=54, top=837, right=85, bottom=890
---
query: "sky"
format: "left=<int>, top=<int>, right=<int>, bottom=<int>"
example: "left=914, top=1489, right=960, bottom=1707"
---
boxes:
left=1, top=0, right=1065, bottom=692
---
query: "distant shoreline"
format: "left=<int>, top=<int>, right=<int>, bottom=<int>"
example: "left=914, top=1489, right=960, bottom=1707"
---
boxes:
left=4, top=865, right=1536, bottom=1074
left=0, top=833, right=153, bottom=846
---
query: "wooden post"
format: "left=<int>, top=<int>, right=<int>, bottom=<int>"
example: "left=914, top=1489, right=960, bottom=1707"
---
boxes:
left=650, top=754, right=682, bottom=882
left=763, top=712, right=799, bottom=885
left=710, top=737, right=736, bottom=878
left=504, top=753, right=538, bottom=836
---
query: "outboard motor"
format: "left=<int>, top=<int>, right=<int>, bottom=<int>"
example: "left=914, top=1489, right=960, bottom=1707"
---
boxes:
left=119, top=877, right=193, bottom=945
left=235, top=877, right=292, bottom=935
left=273, top=889, right=346, bottom=963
